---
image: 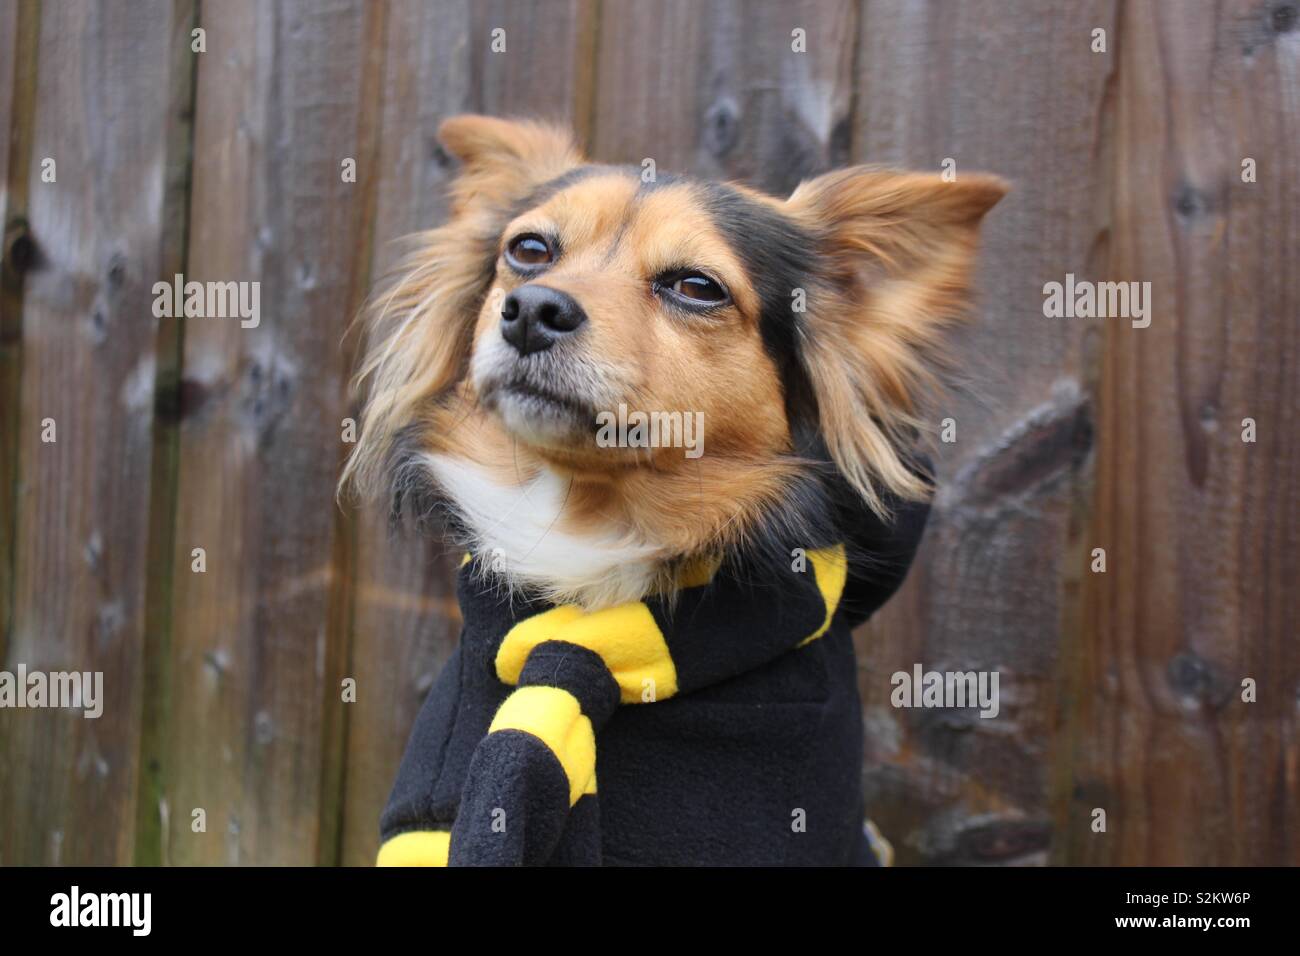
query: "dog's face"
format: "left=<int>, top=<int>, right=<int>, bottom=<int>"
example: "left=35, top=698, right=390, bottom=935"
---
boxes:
left=469, top=168, right=794, bottom=469
left=345, top=115, right=1005, bottom=604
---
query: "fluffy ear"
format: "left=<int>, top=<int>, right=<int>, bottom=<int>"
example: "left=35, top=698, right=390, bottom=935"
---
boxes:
left=785, top=168, right=1008, bottom=514
left=437, top=114, right=583, bottom=217
left=341, top=116, right=583, bottom=501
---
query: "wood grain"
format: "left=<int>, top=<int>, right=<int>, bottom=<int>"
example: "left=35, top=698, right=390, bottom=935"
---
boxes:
left=0, top=0, right=17, bottom=197
left=0, top=0, right=182, bottom=864
left=1062, top=0, right=1300, bottom=866
left=0, top=0, right=37, bottom=677
left=469, top=0, right=600, bottom=142
left=851, top=0, right=1116, bottom=865
left=157, top=0, right=384, bottom=865
left=134, top=0, right=199, bottom=867
left=591, top=0, right=858, bottom=192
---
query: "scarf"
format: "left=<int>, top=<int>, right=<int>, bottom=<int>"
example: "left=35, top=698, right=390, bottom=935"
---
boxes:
left=443, top=546, right=846, bottom=865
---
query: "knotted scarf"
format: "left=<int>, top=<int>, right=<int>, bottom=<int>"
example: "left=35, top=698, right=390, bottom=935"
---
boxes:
left=378, top=544, right=849, bottom=866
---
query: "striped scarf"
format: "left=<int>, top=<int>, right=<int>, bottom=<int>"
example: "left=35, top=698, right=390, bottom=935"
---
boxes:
left=441, top=546, right=848, bottom=866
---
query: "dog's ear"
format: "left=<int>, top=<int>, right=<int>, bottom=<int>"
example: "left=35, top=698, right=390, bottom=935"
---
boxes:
left=785, top=167, right=1007, bottom=514
left=437, top=114, right=583, bottom=217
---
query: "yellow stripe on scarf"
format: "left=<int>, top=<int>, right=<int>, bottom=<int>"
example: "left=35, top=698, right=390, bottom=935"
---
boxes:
left=495, top=602, right=678, bottom=704
left=489, top=685, right=596, bottom=806
left=376, top=830, right=450, bottom=867
left=800, top=543, right=848, bottom=646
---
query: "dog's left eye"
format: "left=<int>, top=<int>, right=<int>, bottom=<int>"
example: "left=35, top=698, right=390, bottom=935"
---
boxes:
left=665, top=272, right=728, bottom=306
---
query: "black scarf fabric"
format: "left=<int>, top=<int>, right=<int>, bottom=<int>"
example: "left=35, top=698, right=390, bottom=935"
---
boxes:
left=378, top=494, right=930, bottom=866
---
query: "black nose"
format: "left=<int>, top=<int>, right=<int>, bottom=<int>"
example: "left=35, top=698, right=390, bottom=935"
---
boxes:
left=499, top=285, right=586, bottom=355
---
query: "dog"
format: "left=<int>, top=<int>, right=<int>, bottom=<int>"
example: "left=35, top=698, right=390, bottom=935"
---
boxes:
left=344, top=115, right=1005, bottom=866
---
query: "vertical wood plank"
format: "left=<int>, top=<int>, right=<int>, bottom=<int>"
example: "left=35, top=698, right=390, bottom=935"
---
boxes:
left=134, top=0, right=199, bottom=867
left=313, top=0, right=388, bottom=870
left=0, top=0, right=23, bottom=247
left=0, top=0, right=181, bottom=864
left=0, top=0, right=17, bottom=194
left=0, top=0, right=38, bottom=673
left=160, top=0, right=383, bottom=865
left=851, top=0, right=1116, bottom=864
left=470, top=0, right=600, bottom=140
left=1063, top=0, right=1299, bottom=865
left=591, top=0, right=859, bottom=192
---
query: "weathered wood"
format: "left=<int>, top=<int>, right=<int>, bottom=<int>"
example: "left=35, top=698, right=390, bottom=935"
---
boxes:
left=0, top=0, right=17, bottom=198
left=159, top=0, right=384, bottom=865
left=0, top=0, right=181, bottom=865
left=133, top=0, right=199, bottom=868
left=1062, top=0, right=1300, bottom=865
left=311, top=0, right=389, bottom=871
left=591, top=0, right=858, bottom=192
left=0, top=0, right=38, bottom=676
left=851, top=0, right=1115, bottom=865
left=469, top=0, right=600, bottom=141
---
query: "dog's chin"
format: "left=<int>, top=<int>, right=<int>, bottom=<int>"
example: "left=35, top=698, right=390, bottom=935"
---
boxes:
left=481, top=379, right=597, bottom=451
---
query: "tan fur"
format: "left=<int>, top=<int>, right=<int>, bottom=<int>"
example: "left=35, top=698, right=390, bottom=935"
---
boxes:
left=785, top=168, right=1007, bottom=513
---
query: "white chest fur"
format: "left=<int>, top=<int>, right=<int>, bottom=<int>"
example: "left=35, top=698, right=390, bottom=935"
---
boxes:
left=423, top=453, right=663, bottom=609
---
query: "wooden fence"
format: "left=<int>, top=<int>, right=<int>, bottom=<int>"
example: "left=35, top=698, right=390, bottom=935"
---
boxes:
left=0, top=0, right=1295, bottom=865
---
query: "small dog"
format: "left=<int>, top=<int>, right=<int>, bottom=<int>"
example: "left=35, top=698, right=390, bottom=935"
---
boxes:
left=346, top=115, right=1005, bottom=866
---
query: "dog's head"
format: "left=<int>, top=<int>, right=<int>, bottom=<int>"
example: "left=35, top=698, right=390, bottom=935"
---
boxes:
left=345, top=115, right=1004, bottom=603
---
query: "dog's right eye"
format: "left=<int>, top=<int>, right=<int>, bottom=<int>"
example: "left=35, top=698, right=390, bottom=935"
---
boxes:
left=506, top=234, right=554, bottom=270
